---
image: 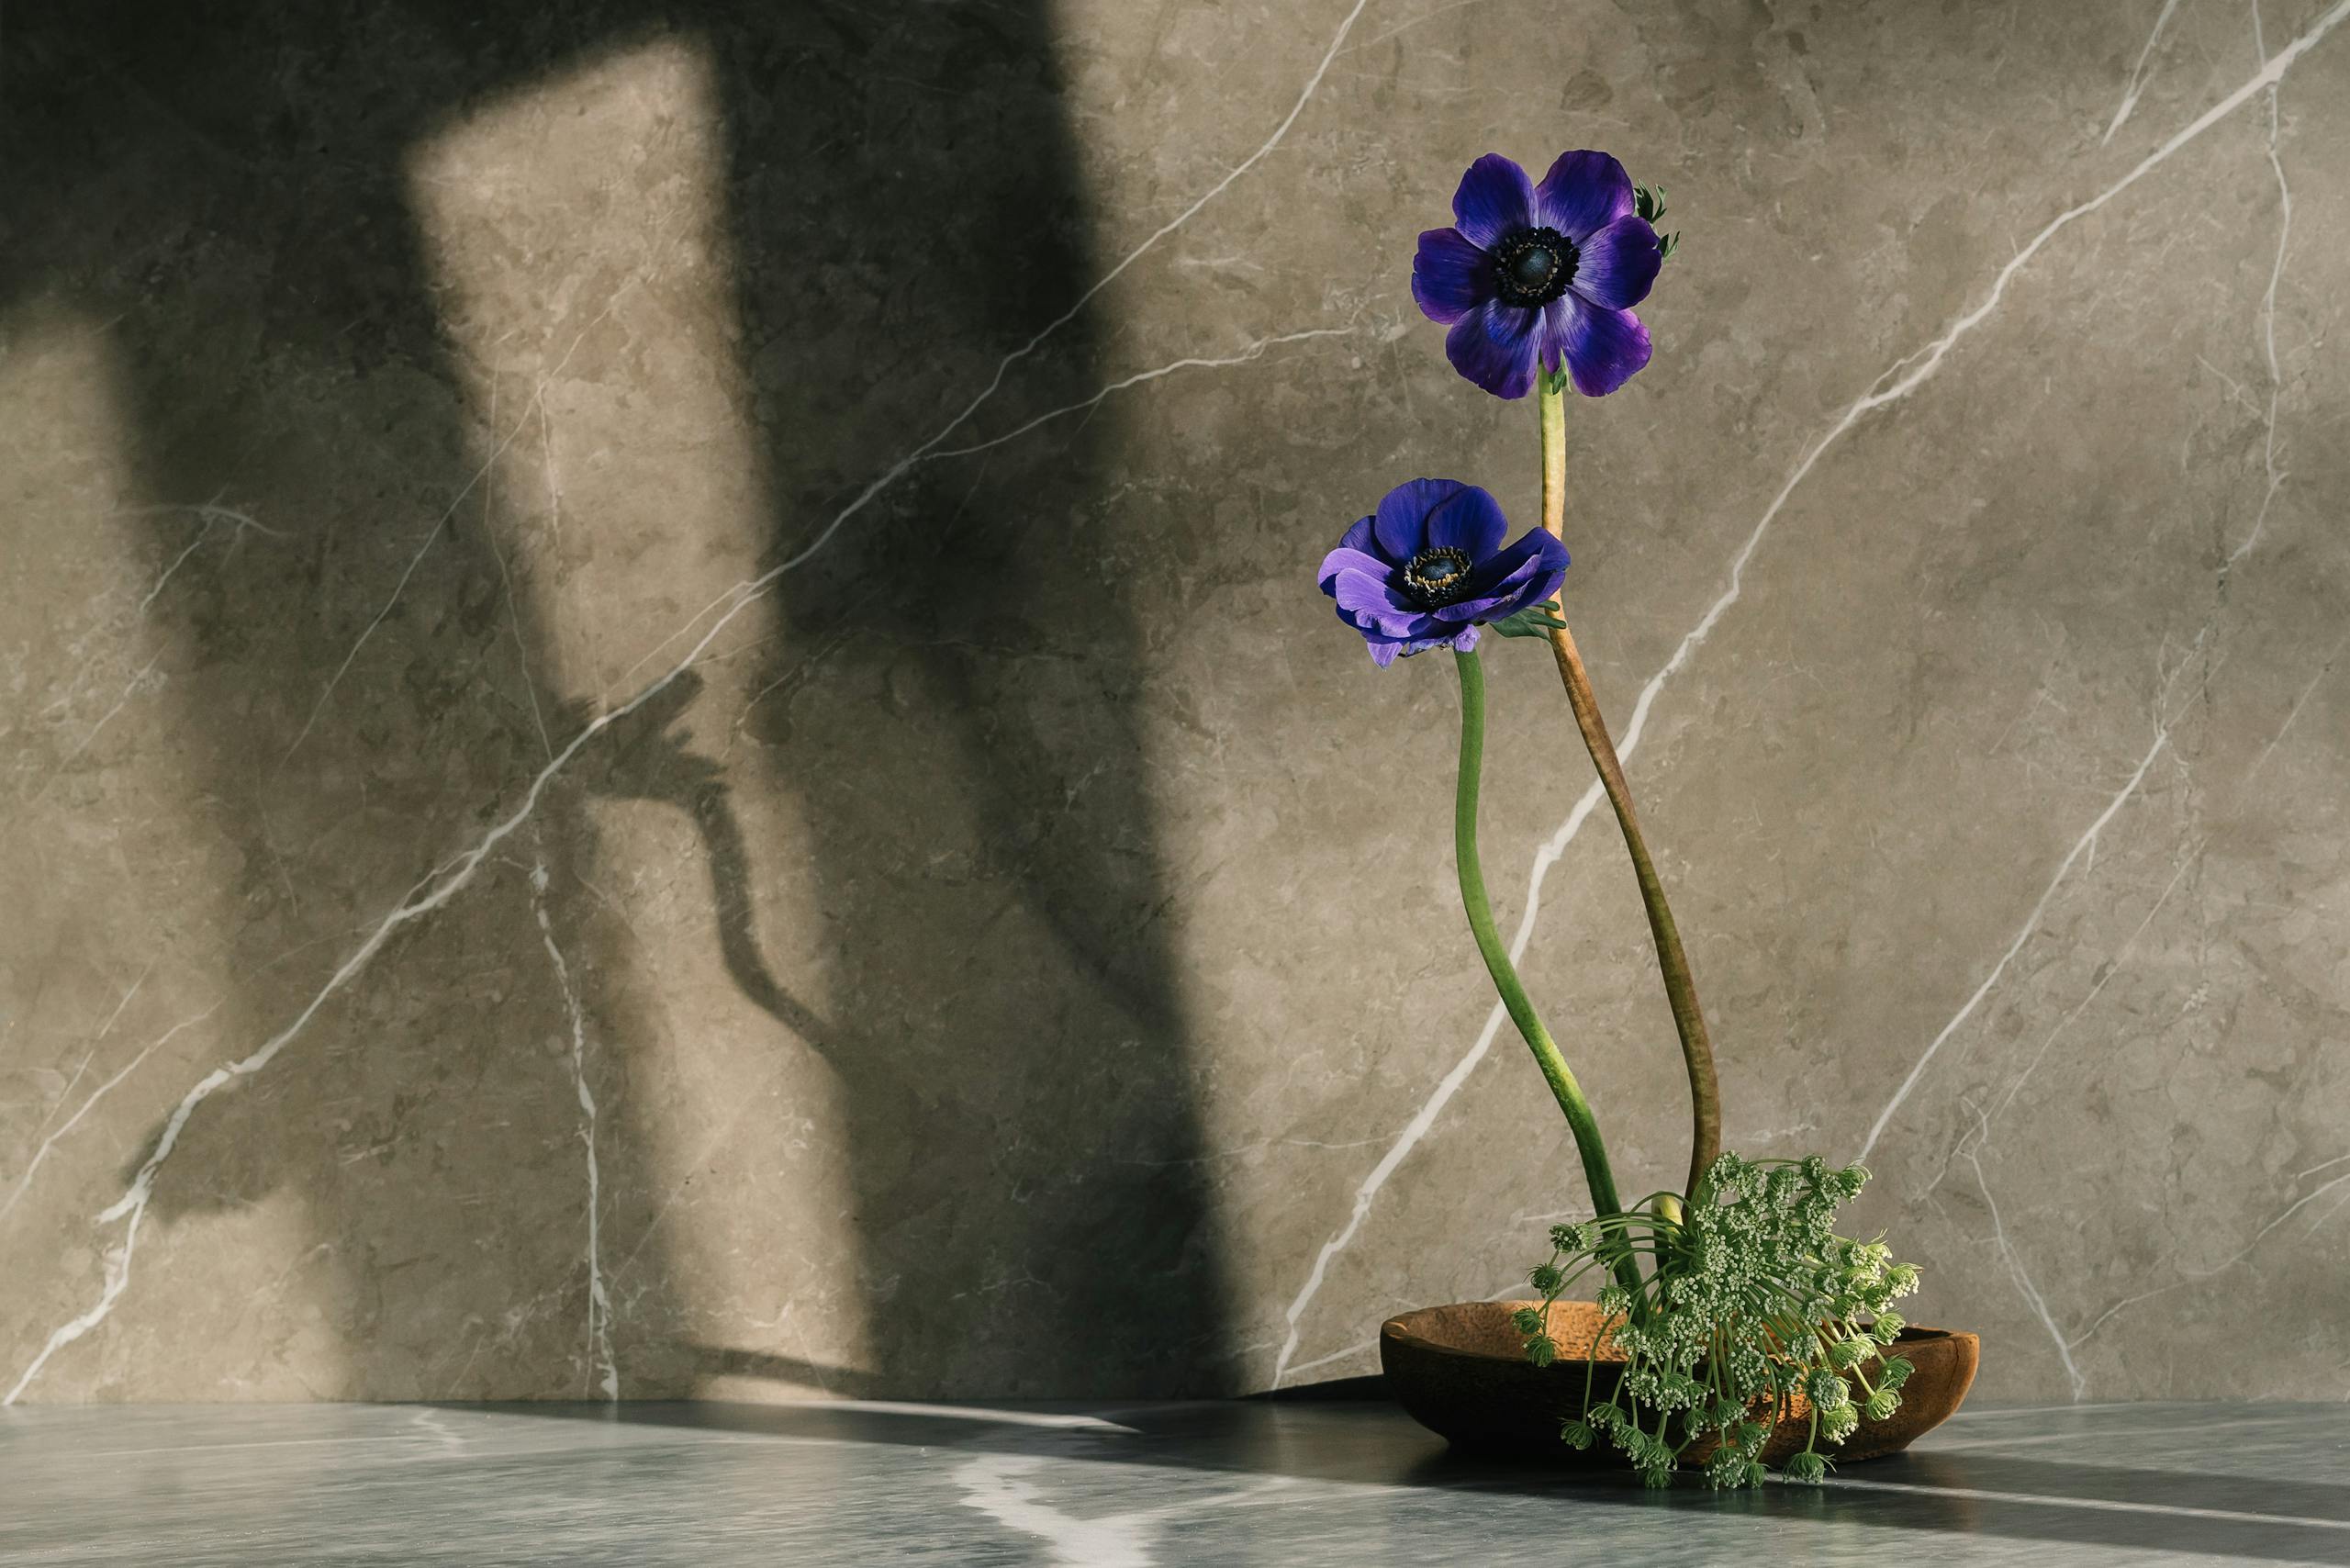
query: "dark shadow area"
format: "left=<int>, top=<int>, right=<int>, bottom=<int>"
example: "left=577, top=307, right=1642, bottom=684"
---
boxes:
left=483, top=1396, right=2350, bottom=1563
left=4, top=0, right=1225, bottom=1399
left=716, top=14, right=1233, bottom=1393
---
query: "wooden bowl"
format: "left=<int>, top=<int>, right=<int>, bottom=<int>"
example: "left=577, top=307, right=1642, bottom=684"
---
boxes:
left=1380, top=1300, right=1977, bottom=1466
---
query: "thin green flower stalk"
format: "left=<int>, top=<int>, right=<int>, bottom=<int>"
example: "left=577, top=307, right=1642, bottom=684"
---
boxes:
left=1516, top=1153, right=1922, bottom=1488
left=1452, top=650, right=1634, bottom=1260
left=1532, top=366, right=1721, bottom=1206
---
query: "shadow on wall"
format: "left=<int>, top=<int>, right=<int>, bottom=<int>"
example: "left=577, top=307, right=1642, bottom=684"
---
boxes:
left=2, top=1, right=1229, bottom=1398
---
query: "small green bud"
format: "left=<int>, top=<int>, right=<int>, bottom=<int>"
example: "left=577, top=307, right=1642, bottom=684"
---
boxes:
left=1864, top=1390, right=1900, bottom=1422
left=1587, top=1403, right=1622, bottom=1433
left=1596, top=1284, right=1632, bottom=1317
left=1560, top=1418, right=1594, bottom=1450
left=1529, top=1263, right=1564, bottom=1294
left=1887, top=1263, right=1920, bottom=1296
left=1871, top=1311, right=1908, bottom=1344
left=1525, top=1334, right=1558, bottom=1368
left=1509, top=1306, right=1545, bottom=1335
left=1805, top=1370, right=1849, bottom=1408
left=1783, top=1450, right=1827, bottom=1484
left=1880, top=1356, right=1915, bottom=1390
left=1822, top=1403, right=1861, bottom=1443
left=1640, top=1461, right=1674, bottom=1490
left=1827, top=1338, right=1866, bottom=1370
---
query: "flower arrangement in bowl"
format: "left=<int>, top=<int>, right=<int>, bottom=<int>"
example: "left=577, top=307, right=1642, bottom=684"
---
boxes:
left=1323, top=149, right=1976, bottom=1487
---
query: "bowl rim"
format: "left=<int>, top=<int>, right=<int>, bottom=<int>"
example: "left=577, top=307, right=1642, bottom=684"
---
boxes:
left=1381, top=1299, right=1974, bottom=1366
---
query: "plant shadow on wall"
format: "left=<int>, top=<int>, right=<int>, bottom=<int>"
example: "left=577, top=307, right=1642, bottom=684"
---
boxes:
left=3, top=1, right=1227, bottom=1399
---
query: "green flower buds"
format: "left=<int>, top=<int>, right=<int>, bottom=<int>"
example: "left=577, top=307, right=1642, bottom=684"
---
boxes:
left=1525, top=1153, right=1920, bottom=1491
left=1784, top=1450, right=1828, bottom=1484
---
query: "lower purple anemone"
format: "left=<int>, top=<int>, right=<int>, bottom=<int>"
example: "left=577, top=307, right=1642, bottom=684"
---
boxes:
left=1318, top=479, right=1570, bottom=666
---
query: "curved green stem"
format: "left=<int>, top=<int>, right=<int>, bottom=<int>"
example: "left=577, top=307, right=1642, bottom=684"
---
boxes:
left=1453, top=649, right=1626, bottom=1226
left=1536, top=375, right=1722, bottom=1204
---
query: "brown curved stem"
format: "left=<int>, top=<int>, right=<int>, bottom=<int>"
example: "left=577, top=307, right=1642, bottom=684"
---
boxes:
left=1536, top=377, right=1721, bottom=1203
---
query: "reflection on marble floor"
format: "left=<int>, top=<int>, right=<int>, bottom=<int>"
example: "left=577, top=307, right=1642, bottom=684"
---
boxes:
left=5, top=1398, right=2348, bottom=1566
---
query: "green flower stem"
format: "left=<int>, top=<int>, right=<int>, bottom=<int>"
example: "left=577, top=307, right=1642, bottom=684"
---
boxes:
left=1534, top=374, right=1722, bottom=1205
left=1452, top=648, right=1628, bottom=1232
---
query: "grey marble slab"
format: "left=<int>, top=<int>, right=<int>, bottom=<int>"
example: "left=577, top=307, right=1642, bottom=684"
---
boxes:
left=5, top=1398, right=2348, bottom=1566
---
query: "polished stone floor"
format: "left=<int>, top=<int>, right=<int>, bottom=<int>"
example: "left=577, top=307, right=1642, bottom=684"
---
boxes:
left=4, top=1394, right=2347, bottom=1565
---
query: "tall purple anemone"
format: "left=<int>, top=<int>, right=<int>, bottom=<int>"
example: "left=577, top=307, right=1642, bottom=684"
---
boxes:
left=1412, top=151, right=1662, bottom=400
left=1319, top=479, right=1570, bottom=666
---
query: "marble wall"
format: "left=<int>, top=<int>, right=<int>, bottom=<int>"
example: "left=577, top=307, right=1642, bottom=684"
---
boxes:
left=4, top=0, right=2344, bottom=1406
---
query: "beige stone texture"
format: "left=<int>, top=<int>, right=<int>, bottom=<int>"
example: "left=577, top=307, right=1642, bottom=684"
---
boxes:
left=3, top=0, right=2345, bottom=1406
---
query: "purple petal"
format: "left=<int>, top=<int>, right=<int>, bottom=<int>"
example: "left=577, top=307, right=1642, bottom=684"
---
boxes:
left=1570, top=215, right=1662, bottom=311
left=1368, top=629, right=1468, bottom=662
left=1449, top=626, right=1482, bottom=653
left=1316, top=545, right=1397, bottom=595
left=1451, top=153, right=1534, bottom=250
left=1472, top=528, right=1571, bottom=596
left=1371, top=477, right=1466, bottom=559
left=1411, top=228, right=1494, bottom=325
left=1326, top=568, right=1427, bottom=638
left=1337, top=514, right=1378, bottom=556
left=1554, top=297, right=1653, bottom=398
left=1443, top=300, right=1542, bottom=400
left=1425, top=485, right=1508, bottom=559
left=1532, top=150, right=1636, bottom=243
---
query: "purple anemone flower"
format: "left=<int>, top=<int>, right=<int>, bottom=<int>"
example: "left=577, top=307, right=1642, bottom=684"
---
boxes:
left=1412, top=150, right=1662, bottom=400
left=1319, top=479, right=1570, bottom=666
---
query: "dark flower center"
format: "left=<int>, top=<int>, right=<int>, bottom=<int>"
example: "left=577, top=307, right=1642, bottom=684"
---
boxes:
left=1493, top=227, right=1577, bottom=308
left=1402, top=545, right=1475, bottom=607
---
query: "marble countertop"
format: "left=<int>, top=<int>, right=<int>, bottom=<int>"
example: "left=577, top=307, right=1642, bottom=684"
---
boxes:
left=6, top=1394, right=2346, bottom=1565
